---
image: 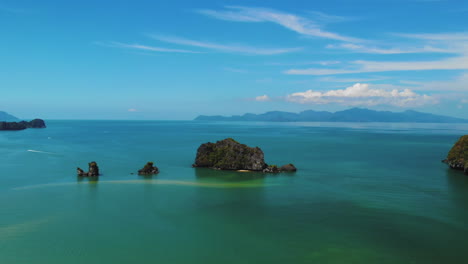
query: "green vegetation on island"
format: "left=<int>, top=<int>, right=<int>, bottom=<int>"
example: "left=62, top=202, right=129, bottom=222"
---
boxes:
left=444, top=135, right=468, bottom=174
left=193, top=138, right=296, bottom=173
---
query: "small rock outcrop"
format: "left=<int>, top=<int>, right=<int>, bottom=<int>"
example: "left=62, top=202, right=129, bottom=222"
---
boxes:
left=0, top=119, right=46, bottom=131
left=77, top=161, right=100, bottom=177
left=262, top=165, right=280, bottom=173
left=138, top=162, right=159, bottom=175
left=262, top=164, right=297, bottom=173
left=280, top=163, right=297, bottom=172
left=193, top=138, right=297, bottom=173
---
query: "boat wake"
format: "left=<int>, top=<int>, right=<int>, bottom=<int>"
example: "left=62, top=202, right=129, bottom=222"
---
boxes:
left=27, top=149, right=57, bottom=155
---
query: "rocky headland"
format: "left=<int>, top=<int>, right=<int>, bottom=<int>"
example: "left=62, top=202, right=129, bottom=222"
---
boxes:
left=444, top=135, right=468, bottom=174
left=0, top=119, right=46, bottom=131
left=77, top=161, right=100, bottom=177
left=193, top=138, right=296, bottom=173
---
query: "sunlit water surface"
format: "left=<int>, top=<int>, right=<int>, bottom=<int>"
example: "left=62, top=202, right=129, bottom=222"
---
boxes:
left=1, top=121, right=468, bottom=263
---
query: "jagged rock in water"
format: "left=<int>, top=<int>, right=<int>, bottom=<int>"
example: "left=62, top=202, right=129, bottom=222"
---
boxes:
left=444, top=135, right=468, bottom=174
left=280, top=163, right=297, bottom=172
left=138, top=162, right=159, bottom=175
left=77, top=167, right=86, bottom=176
left=263, top=164, right=298, bottom=173
left=77, top=161, right=100, bottom=177
left=262, top=165, right=280, bottom=173
left=193, top=138, right=267, bottom=171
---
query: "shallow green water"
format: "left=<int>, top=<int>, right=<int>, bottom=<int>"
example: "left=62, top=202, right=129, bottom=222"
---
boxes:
left=1, top=120, right=468, bottom=263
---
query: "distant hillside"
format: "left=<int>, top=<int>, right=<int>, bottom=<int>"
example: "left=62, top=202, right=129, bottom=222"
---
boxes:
left=194, top=108, right=468, bottom=123
left=0, top=111, right=19, bottom=121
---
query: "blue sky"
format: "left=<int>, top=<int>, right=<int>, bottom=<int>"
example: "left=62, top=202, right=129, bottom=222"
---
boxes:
left=1, top=0, right=468, bottom=119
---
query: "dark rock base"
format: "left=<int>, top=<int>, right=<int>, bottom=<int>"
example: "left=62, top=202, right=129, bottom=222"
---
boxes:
left=138, top=162, right=159, bottom=175
left=78, top=161, right=100, bottom=177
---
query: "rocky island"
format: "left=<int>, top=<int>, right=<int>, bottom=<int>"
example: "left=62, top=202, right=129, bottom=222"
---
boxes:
left=138, top=162, right=159, bottom=175
left=0, top=119, right=46, bottom=131
left=77, top=161, right=100, bottom=177
left=444, top=135, right=468, bottom=174
left=193, top=138, right=296, bottom=173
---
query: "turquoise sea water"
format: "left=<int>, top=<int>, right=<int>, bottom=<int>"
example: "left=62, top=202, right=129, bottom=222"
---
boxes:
left=1, top=120, right=468, bottom=263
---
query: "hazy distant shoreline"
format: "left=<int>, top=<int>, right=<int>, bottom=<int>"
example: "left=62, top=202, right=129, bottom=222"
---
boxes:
left=195, top=107, right=468, bottom=123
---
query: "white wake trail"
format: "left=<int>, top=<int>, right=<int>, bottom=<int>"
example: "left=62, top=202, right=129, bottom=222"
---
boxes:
left=27, top=149, right=56, bottom=155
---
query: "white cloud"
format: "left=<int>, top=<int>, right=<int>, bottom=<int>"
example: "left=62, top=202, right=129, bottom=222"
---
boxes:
left=409, top=73, right=468, bottom=91
left=196, top=6, right=361, bottom=42
left=318, top=76, right=387, bottom=83
left=285, top=31, right=468, bottom=75
left=285, top=55, right=468, bottom=75
left=100, top=42, right=201, bottom=53
left=286, top=83, right=435, bottom=107
left=128, top=108, right=138, bottom=112
left=326, top=43, right=452, bottom=54
left=149, top=35, right=301, bottom=55
left=255, top=95, right=271, bottom=102
left=395, top=32, right=468, bottom=42
left=266, top=61, right=341, bottom=66
left=395, top=32, right=468, bottom=55
left=307, top=11, right=350, bottom=24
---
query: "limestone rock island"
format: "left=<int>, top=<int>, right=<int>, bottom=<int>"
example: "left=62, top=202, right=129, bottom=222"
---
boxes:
left=192, top=138, right=296, bottom=173
left=77, top=161, right=100, bottom=177
left=138, top=162, right=159, bottom=175
left=0, top=119, right=46, bottom=131
left=444, top=135, right=468, bottom=174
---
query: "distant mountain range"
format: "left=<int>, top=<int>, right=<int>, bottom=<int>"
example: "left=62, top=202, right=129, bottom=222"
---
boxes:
left=0, top=111, right=19, bottom=121
left=195, top=108, right=468, bottom=123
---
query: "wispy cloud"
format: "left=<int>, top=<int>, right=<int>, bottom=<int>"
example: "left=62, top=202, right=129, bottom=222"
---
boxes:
left=196, top=6, right=361, bottom=42
left=307, top=11, right=352, bottom=24
left=395, top=32, right=468, bottom=41
left=286, top=31, right=468, bottom=75
left=286, top=55, right=468, bottom=75
left=254, top=95, right=271, bottom=102
left=97, top=41, right=201, bottom=53
left=285, top=83, right=435, bottom=107
left=128, top=108, right=138, bottom=112
left=326, top=43, right=452, bottom=54
left=318, top=76, right=387, bottom=83
left=148, top=35, right=301, bottom=55
left=265, top=61, right=341, bottom=66
left=404, top=73, right=468, bottom=92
